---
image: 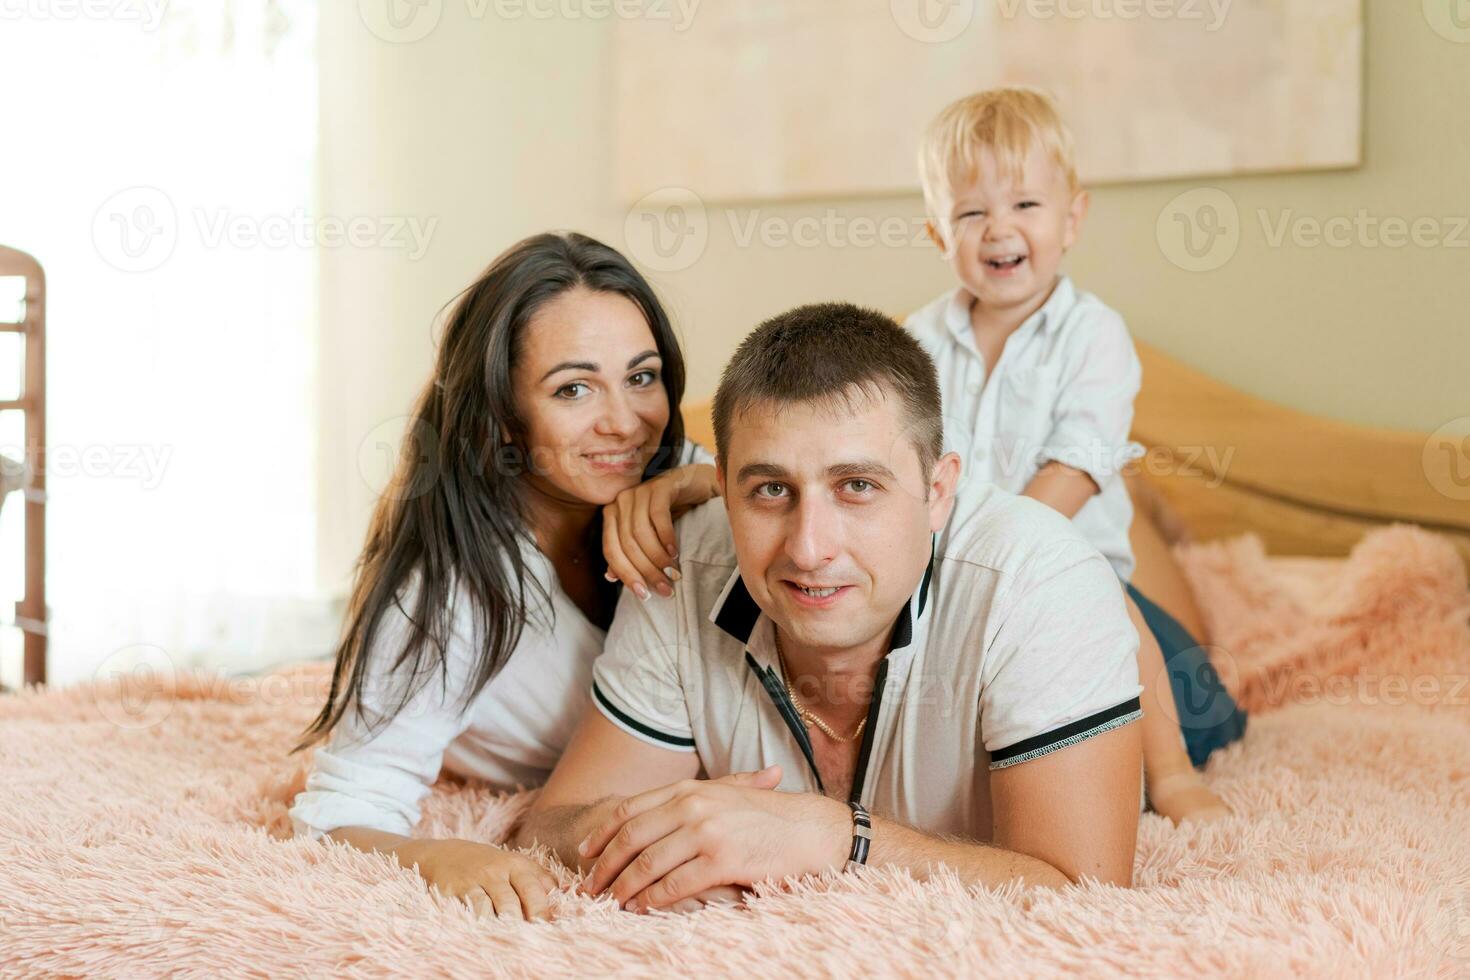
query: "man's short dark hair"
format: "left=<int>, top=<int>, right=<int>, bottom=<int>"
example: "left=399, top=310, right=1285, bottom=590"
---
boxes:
left=711, top=302, right=944, bottom=475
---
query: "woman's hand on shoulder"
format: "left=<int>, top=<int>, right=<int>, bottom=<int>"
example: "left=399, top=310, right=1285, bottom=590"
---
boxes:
left=602, top=463, right=718, bottom=600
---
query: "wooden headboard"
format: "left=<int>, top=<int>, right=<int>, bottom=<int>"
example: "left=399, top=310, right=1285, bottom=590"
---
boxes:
left=681, top=340, right=1470, bottom=567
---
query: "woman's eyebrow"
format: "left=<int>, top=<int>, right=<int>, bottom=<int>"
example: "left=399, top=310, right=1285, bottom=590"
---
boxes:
left=540, top=360, right=598, bottom=382
left=539, top=350, right=659, bottom=382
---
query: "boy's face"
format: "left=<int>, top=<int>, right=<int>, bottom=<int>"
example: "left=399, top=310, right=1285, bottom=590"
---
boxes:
left=930, top=144, right=1088, bottom=319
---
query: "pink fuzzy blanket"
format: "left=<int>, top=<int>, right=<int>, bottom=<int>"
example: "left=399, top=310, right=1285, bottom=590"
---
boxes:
left=3, top=526, right=1468, bottom=977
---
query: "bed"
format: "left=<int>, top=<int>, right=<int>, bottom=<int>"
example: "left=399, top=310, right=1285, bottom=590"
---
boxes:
left=1, top=341, right=1466, bottom=976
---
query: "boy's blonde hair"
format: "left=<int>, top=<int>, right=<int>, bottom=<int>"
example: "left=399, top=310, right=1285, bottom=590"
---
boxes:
left=918, top=87, right=1078, bottom=239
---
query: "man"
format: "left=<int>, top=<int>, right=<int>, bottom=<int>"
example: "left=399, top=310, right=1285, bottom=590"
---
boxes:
left=514, top=302, right=1144, bottom=913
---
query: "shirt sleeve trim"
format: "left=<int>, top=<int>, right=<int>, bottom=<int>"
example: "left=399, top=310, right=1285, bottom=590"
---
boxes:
left=988, top=697, right=1142, bottom=770
left=591, top=682, right=697, bottom=752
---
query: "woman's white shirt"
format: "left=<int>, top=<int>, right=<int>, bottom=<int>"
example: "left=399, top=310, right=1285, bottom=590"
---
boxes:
left=288, top=440, right=712, bottom=840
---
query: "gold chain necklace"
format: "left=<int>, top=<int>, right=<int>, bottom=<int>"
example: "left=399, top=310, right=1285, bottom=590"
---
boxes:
left=774, top=632, right=868, bottom=744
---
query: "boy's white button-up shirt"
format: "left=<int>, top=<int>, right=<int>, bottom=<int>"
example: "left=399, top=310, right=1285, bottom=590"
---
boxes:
left=905, top=276, right=1143, bottom=580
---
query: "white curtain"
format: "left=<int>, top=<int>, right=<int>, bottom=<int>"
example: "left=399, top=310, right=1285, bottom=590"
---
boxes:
left=0, top=0, right=328, bottom=687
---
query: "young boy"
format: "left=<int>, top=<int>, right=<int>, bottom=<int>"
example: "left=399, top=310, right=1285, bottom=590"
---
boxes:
left=907, top=87, right=1246, bottom=824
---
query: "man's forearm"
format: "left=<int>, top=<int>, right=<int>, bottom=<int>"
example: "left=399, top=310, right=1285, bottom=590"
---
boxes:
left=512, top=799, right=621, bottom=872
left=865, top=815, right=1073, bottom=890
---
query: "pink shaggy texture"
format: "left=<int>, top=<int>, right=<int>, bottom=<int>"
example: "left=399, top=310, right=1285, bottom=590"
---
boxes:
left=3, top=525, right=1469, bottom=978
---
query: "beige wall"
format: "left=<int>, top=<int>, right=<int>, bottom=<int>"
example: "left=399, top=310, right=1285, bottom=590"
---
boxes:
left=316, top=1, right=1470, bottom=593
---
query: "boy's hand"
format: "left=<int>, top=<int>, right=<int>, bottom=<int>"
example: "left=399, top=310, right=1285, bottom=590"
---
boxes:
left=602, top=463, right=717, bottom=600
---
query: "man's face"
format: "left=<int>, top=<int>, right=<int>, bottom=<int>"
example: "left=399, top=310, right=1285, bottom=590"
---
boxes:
left=718, top=388, right=960, bottom=657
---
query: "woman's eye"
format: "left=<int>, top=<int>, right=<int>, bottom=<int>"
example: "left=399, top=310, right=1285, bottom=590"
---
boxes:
left=555, top=382, right=590, bottom=399
left=628, top=369, right=659, bottom=388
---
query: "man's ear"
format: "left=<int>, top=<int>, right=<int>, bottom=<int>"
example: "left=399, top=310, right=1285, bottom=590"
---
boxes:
left=927, top=451, right=963, bottom=533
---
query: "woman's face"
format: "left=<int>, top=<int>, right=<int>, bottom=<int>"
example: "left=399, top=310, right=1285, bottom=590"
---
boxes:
left=511, top=286, right=671, bottom=507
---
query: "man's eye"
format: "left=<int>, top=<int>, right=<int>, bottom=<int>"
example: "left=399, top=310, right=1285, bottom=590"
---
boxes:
left=556, top=382, right=590, bottom=399
left=845, top=479, right=873, bottom=494
left=755, top=483, right=788, bottom=499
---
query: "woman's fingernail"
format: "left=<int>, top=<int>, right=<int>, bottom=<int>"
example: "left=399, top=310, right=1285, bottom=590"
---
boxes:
left=604, top=571, right=618, bottom=583
left=656, top=582, right=673, bottom=598
left=664, top=566, right=681, bottom=582
left=634, top=584, right=650, bottom=601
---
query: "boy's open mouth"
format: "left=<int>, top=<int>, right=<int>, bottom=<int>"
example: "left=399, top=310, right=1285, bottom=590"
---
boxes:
left=985, top=254, right=1026, bottom=271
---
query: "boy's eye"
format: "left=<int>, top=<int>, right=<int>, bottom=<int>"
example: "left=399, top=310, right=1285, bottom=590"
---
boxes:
left=956, top=210, right=984, bottom=220
left=1016, top=200, right=1039, bottom=210
left=555, top=382, right=590, bottom=399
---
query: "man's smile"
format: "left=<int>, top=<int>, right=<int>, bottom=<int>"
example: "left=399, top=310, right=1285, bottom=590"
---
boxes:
left=782, top=580, right=853, bottom=607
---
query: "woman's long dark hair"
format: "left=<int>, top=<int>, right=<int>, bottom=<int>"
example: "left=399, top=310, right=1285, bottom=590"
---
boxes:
left=294, top=232, right=687, bottom=751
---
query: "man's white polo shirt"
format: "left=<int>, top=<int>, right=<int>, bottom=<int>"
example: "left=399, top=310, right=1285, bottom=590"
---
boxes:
left=590, top=485, right=1143, bottom=839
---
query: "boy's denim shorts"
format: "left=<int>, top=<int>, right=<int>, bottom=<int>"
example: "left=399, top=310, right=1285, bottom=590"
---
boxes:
left=1125, top=581, right=1248, bottom=769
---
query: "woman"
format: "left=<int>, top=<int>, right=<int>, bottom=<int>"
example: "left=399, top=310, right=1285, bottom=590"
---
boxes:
left=289, top=232, right=718, bottom=921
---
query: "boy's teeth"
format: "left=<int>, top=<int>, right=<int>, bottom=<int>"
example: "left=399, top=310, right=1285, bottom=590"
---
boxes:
left=798, top=585, right=838, bottom=597
left=987, top=255, right=1025, bottom=268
